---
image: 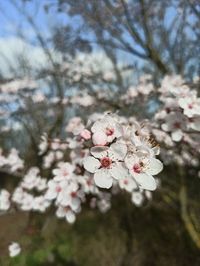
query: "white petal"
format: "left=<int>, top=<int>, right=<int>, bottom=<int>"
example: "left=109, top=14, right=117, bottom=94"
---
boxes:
left=110, top=162, right=128, bottom=180
left=94, top=169, right=113, bottom=189
left=161, top=123, right=170, bottom=132
left=90, top=146, right=109, bottom=159
left=71, top=197, right=81, bottom=211
left=83, top=156, right=100, bottom=173
left=146, top=158, right=163, bottom=175
left=92, top=132, right=107, bottom=146
left=109, top=142, right=127, bottom=161
left=171, top=130, right=182, bottom=141
left=66, top=210, right=76, bottom=223
left=56, top=206, right=65, bottom=218
left=114, top=123, right=123, bottom=137
left=189, top=118, right=200, bottom=131
left=131, top=191, right=144, bottom=206
left=125, top=154, right=138, bottom=169
left=45, top=189, right=57, bottom=200
left=133, top=173, right=157, bottom=191
left=91, top=120, right=104, bottom=132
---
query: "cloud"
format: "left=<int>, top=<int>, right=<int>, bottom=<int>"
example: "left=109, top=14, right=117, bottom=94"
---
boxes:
left=0, top=35, right=127, bottom=81
left=0, top=37, right=54, bottom=78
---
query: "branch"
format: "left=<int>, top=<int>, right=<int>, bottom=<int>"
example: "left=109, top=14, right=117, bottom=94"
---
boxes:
left=179, top=169, right=200, bottom=249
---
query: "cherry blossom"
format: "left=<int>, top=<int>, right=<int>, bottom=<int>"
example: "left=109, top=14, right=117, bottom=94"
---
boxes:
left=125, top=151, right=163, bottom=191
left=84, top=142, right=127, bottom=188
left=56, top=206, right=77, bottom=224
left=8, top=242, right=21, bottom=257
left=52, top=162, right=75, bottom=181
left=0, top=189, right=10, bottom=211
left=91, top=115, right=123, bottom=145
left=161, top=112, right=186, bottom=142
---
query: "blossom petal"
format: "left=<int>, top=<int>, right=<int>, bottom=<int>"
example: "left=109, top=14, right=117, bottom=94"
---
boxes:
left=171, top=129, right=182, bottom=142
left=83, top=156, right=100, bottom=173
left=94, top=169, right=113, bottom=189
left=125, top=154, right=138, bottom=169
left=110, top=162, right=128, bottom=180
left=131, top=191, right=144, bottom=206
left=90, top=146, right=109, bottom=159
left=66, top=210, right=76, bottom=223
left=91, top=120, right=104, bottom=132
left=71, top=197, right=81, bottom=211
left=109, top=142, right=127, bottom=161
left=133, top=173, right=157, bottom=191
left=92, top=132, right=107, bottom=146
left=146, top=158, right=163, bottom=175
left=56, top=206, right=66, bottom=218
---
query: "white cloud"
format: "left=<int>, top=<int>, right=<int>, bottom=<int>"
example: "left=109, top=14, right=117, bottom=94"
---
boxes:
left=0, top=37, right=59, bottom=78
left=0, top=36, right=124, bottom=80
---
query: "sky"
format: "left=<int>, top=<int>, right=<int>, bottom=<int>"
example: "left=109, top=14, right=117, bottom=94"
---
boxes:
left=0, top=0, right=196, bottom=78
left=0, top=0, right=70, bottom=77
left=0, top=0, right=142, bottom=78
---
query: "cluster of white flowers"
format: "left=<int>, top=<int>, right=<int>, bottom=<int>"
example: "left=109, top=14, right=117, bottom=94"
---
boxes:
left=11, top=167, right=49, bottom=212
left=153, top=75, right=200, bottom=166
left=0, top=114, right=163, bottom=228
left=8, top=242, right=21, bottom=257
left=2, top=74, right=200, bottom=258
left=121, top=75, right=154, bottom=103
left=156, top=75, right=200, bottom=141
left=0, top=189, right=10, bottom=211
left=0, top=148, right=24, bottom=172
left=84, top=114, right=163, bottom=191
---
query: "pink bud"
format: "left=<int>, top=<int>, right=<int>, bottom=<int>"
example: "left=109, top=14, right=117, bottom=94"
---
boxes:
left=80, top=129, right=91, bottom=140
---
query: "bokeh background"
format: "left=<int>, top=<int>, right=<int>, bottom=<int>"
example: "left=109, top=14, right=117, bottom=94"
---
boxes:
left=0, top=0, right=200, bottom=265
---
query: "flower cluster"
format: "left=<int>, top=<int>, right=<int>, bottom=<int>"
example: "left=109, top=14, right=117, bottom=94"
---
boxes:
left=0, top=148, right=24, bottom=172
left=84, top=114, right=163, bottom=191
left=0, top=114, right=163, bottom=231
left=3, top=74, right=200, bottom=257
left=153, top=75, right=200, bottom=166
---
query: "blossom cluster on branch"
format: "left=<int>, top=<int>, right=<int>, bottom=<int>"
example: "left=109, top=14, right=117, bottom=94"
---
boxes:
left=1, top=114, right=163, bottom=224
left=0, top=75, right=200, bottom=257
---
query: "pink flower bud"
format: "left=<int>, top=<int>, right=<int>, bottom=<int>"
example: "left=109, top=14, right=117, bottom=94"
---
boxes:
left=80, top=129, right=91, bottom=140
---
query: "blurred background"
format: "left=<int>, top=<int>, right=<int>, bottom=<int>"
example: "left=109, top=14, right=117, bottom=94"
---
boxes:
left=0, top=0, right=200, bottom=265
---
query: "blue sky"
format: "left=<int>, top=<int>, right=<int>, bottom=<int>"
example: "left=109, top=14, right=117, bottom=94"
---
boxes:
left=0, top=1, right=62, bottom=40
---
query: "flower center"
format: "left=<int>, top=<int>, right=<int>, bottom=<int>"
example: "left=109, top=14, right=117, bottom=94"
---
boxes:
left=71, top=191, right=77, bottom=198
left=173, top=122, right=181, bottom=129
left=100, top=157, right=112, bottom=168
left=56, top=186, right=62, bottom=193
left=188, top=103, right=193, bottom=109
left=123, top=179, right=129, bottom=185
left=105, top=127, right=114, bottom=136
left=63, top=170, right=68, bottom=176
left=86, top=179, right=92, bottom=186
left=133, top=163, right=142, bottom=174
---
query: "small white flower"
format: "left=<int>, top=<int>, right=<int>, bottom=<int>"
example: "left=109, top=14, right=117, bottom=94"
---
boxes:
left=56, top=206, right=76, bottom=223
left=91, top=115, right=122, bottom=145
left=0, top=189, right=10, bottom=210
left=125, top=152, right=163, bottom=191
left=84, top=142, right=127, bottom=189
left=21, top=167, right=40, bottom=190
left=161, top=112, right=186, bottom=142
left=8, top=242, right=21, bottom=257
left=131, top=191, right=144, bottom=206
left=52, top=162, right=75, bottom=181
left=179, top=97, right=200, bottom=118
left=119, top=175, right=137, bottom=192
left=45, top=179, right=66, bottom=201
left=33, top=196, right=50, bottom=212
